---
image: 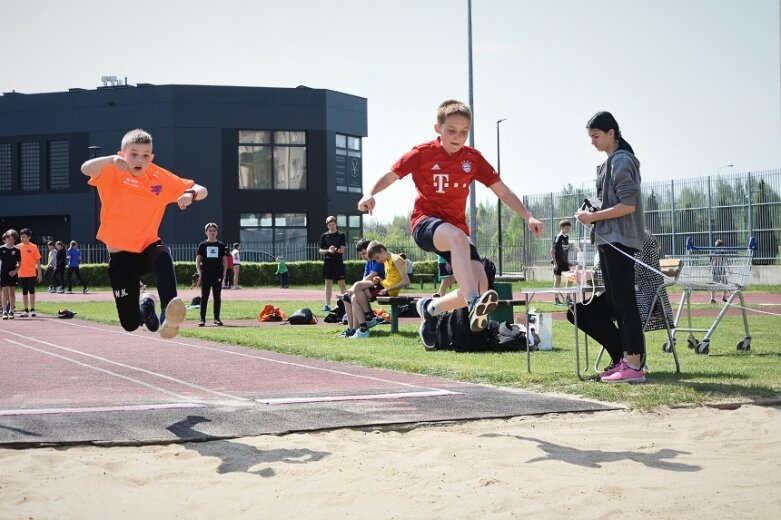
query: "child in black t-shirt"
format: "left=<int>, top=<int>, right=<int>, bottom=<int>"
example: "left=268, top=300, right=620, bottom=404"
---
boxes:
left=551, top=220, right=572, bottom=305
left=195, top=222, right=228, bottom=326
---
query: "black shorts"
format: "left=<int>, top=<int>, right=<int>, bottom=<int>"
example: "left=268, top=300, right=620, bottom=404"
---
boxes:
left=412, top=216, right=481, bottom=265
left=0, top=272, right=17, bottom=287
left=19, top=277, right=36, bottom=294
left=437, top=262, right=453, bottom=279
left=322, top=259, right=346, bottom=281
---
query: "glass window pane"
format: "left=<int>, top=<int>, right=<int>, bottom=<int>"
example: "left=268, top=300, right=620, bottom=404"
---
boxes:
left=274, top=213, right=307, bottom=227
left=0, top=144, right=10, bottom=192
left=239, top=130, right=271, bottom=144
left=347, top=136, right=361, bottom=150
left=239, top=228, right=273, bottom=244
left=238, top=145, right=273, bottom=189
left=336, top=215, right=347, bottom=227
left=335, top=134, right=347, bottom=148
left=274, top=131, right=305, bottom=145
left=348, top=215, right=361, bottom=228
left=273, top=146, right=306, bottom=190
left=275, top=228, right=307, bottom=246
left=48, top=140, right=70, bottom=190
left=20, top=142, right=40, bottom=191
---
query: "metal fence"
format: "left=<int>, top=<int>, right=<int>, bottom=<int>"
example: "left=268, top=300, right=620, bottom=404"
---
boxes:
left=523, top=168, right=781, bottom=267
left=68, top=169, right=780, bottom=270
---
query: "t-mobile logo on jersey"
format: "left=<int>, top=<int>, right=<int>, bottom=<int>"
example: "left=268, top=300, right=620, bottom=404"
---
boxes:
left=432, top=173, right=449, bottom=193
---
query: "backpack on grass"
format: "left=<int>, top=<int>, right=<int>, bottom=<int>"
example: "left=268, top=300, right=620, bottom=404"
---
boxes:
left=287, top=307, right=317, bottom=325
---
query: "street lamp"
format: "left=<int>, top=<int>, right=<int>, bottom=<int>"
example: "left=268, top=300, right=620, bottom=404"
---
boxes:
left=716, top=164, right=734, bottom=176
left=496, top=118, right=507, bottom=276
left=88, top=146, right=101, bottom=240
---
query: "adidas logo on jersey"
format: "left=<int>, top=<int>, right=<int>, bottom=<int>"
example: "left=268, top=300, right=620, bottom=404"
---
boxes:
left=431, top=164, right=441, bottom=170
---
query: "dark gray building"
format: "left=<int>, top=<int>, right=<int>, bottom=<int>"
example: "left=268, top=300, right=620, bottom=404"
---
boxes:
left=0, top=83, right=367, bottom=259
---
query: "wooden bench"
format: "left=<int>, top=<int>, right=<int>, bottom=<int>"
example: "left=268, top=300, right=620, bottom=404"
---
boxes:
left=375, top=296, right=528, bottom=333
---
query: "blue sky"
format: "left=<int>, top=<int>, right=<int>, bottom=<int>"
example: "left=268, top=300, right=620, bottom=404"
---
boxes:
left=2, top=0, right=780, bottom=223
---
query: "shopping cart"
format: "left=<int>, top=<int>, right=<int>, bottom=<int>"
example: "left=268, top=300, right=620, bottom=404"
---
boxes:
left=664, top=237, right=757, bottom=355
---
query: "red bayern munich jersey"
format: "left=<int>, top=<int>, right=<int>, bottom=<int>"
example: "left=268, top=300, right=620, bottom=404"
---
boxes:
left=392, top=138, right=500, bottom=235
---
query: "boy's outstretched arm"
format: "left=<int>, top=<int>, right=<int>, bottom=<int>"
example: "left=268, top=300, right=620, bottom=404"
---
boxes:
left=81, top=155, right=125, bottom=178
left=357, top=171, right=399, bottom=215
left=177, top=183, right=208, bottom=210
left=490, top=180, right=543, bottom=237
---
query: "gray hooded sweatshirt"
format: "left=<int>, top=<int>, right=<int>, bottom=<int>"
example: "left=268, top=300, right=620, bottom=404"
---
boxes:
left=595, top=149, right=645, bottom=251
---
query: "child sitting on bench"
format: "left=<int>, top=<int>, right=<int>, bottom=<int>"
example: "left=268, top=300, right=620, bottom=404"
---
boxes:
left=338, top=240, right=410, bottom=339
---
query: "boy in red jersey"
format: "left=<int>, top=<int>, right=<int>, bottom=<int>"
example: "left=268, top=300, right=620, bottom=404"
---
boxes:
left=358, top=100, right=542, bottom=348
left=81, top=129, right=208, bottom=339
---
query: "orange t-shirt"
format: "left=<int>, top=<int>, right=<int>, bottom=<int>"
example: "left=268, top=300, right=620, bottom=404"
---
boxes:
left=89, top=163, right=194, bottom=253
left=16, top=242, right=41, bottom=277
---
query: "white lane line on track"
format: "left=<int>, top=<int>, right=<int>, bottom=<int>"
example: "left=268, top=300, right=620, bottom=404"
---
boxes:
left=258, top=390, right=462, bottom=405
left=2, top=332, right=249, bottom=402
left=47, top=319, right=456, bottom=394
left=0, top=403, right=206, bottom=417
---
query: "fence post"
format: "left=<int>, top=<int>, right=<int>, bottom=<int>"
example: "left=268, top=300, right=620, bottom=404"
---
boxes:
left=747, top=172, right=753, bottom=240
left=670, top=179, right=677, bottom=255
left=707, top=175, right=713, bottom=247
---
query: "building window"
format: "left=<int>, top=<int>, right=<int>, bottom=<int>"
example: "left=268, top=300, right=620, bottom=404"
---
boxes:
left=48, top=140, right=70, bottom=190
left=0, top=144, right=10, bottom=192
left=238, top=130, right=306, bottom=190
left=239, top=212, right=308, bottom=260
left=335, top=133, right=362, bottom=194
left=336, top=214, right=363, bottom=245
left=20, top=142, right=40, bottom=191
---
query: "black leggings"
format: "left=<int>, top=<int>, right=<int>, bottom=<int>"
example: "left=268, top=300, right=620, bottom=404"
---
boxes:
left=66, top=267, right=87, bottom=291
left=107, top=241, right=178, bottom=332
left=599, top=243, right=645, bottom=356
left=200, top=271, right=223, bottom=321
left=566, top=293, right=623, bottom=365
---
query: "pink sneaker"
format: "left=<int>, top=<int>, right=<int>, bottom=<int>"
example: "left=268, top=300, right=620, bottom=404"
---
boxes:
left=598, top=360, right=624, bottom=379
left=600, top=362, right=646, bottom=383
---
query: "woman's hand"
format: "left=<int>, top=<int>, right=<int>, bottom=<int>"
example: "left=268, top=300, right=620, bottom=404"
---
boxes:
left=575, top=209, right=596, bottom=225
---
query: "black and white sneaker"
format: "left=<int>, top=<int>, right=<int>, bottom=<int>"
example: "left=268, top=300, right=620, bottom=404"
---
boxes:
left=468, top=289, right=499, bottom=332
left=140, top=296, right=160, bottom=332
left=415, top=297, right=438, bottom=349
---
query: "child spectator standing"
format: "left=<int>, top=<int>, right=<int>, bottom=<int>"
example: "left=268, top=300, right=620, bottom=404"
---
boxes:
left=319, top=216, right=347, bottom=311
left=434, top=254, right=454, bottom=298
left=16, top=228, right=42, bottom=317
left=551, top=220, right=573, bottom=305
left=195, top=222, right=227, bottom=326
left=43, top=241, right=57, bottom=292
left=53, top=240, right=67, bottom=293
left=65, top=240, right=88, bottom=294
left=230, top=243, right=241, bottom=289
left=275, top=256, right=289, bottom=288
left=358, top=99, right=542, bottom=347
left=0, top=229, right=21, bottom=319
left=81, top=128, right=208, bottom=339
left=224, top=246, right=234, bottom=289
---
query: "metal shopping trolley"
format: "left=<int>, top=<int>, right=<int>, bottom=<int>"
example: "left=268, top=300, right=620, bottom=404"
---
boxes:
left=664, top=237, right=757, bottom=355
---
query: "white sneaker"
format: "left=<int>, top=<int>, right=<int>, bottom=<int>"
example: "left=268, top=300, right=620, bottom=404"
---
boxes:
left=159, top=297, right=187, bottom=339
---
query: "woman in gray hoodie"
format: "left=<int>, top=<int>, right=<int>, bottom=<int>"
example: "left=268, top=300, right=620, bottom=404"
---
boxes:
left=575, top=111, right=646, bottom=383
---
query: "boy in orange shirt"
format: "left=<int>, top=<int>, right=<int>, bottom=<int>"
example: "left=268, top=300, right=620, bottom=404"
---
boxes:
left=81, top=129, right=208, bottom=339
left=16, top=228, right=42, bottom=317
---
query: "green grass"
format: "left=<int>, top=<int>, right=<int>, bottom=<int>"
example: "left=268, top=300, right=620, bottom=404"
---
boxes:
left=35, top=293, right=781, bottom=411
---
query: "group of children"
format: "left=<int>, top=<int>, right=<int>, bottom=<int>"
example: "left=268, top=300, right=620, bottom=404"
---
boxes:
left=0, top=228, right=89, bottom=319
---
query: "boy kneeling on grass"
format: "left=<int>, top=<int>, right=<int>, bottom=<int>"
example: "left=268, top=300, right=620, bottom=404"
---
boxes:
left=338, top=241, right=410, bottom=339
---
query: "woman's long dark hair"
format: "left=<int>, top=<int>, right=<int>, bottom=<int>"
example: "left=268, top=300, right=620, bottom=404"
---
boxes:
left=587, top=111, right=634, bottom=155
